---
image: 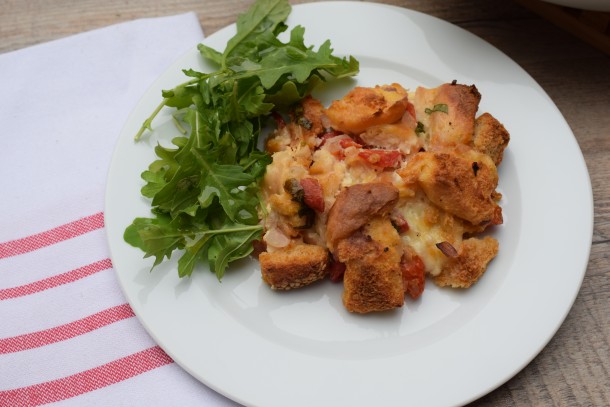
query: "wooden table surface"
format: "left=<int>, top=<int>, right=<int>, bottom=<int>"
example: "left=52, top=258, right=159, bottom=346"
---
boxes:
left=2, top=0, right=608, bottom=405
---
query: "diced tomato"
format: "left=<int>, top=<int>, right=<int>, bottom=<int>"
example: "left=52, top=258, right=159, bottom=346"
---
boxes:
left=401, top=253, right=425, bottom=299
left=328, top=259, right=346, bottom=282
left=299, top=178, right=325, bottom=212
left=358, top=149, right=402, bottom=168
left=327, top=137, right=361, bottom=160
left=339, top=138, right=362, bottom=149
left=331, top=150, right=345, bottom=160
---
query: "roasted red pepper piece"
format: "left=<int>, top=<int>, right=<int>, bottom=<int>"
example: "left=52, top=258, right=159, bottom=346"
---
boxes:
left=358, top=149, right=402, bottom=168
left=401, top=253, right=425, bottom=299
left=339, top=138, right=362, bottom=149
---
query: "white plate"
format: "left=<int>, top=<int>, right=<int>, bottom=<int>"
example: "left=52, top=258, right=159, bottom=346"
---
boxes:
left=105, top=2, right=593, bottom=406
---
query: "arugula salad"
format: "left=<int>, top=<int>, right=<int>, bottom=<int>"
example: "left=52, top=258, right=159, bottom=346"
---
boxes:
left=123, top=0, right=359, bottom=279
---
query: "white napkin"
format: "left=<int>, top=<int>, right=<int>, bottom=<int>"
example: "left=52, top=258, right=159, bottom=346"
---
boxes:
left=0, top=13, right=241, bottom=406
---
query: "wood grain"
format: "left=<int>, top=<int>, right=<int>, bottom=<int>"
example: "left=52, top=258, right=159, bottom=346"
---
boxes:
left=2, top=0, right=608, bottom=406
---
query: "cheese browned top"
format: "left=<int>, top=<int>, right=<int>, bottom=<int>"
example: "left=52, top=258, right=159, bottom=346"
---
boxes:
left=258, top=82, right=510, bottom=313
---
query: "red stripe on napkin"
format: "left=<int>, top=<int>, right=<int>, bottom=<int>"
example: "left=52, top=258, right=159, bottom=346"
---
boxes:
left=0, top=303, right=134, bottom=354
left=0, top=346, right=173, bottom=406
left=0, top=212, right=105, bottom=259
left=0, top=258, right=112, bottom=300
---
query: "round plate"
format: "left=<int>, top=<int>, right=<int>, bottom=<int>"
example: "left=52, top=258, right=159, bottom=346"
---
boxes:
left=105, top=2, right=593, bottom=406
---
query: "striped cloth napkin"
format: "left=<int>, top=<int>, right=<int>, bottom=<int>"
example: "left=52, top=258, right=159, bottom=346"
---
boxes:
left=0, top=13, right=240, bottom=407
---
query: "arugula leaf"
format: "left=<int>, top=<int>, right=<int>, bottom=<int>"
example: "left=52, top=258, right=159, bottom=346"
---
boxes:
left=162, top=85, right=200, bottom=109
left=198, top=163, right=256, bottom=220
left=125, top=0, right=359, bottom=280
left=222, top=0, right=291, bottom=69
left=197, top=44, right=222, bottom=66
left=124, top=215, right=186, bottom=268
left=231, top=38, right=349, bottom=89
left=125, top=215, right=263, bottom=277
left=207, top=226, right=261, bottom=279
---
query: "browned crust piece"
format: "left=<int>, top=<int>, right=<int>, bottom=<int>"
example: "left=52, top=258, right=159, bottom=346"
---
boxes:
left=325, top=84, right=409, bottom=134
left=472, top=112, right=510, bottom=166
left=414, top=83, right=481, bottom=147
left=326, top=182, right=399, bottom=251
left=434, top=237, right=499, bottom=288
left=336, top=217, right=404, bottom=313
left=400, top=150, right=501, bottom=227
left=259, top=244, right=329, bottom=290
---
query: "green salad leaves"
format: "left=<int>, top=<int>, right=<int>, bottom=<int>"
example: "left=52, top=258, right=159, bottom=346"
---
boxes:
left=124, top=0, right=359, bottom=279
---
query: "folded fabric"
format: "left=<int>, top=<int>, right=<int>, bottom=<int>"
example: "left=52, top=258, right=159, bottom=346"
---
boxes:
left=0, top=13, right=241, bottom=406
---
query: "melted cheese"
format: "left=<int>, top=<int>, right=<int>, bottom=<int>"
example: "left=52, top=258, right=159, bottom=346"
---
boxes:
left=398, top=193, right=464, bottom=276
left=261, top=82, right=504, bottom=291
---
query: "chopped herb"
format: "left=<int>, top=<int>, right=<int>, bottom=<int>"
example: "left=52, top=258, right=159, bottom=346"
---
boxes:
left=424, top=104, right=448, bottom=115
left=415, top=121, right=425, bottom=135
left=297, top=116, right=312, bottom=129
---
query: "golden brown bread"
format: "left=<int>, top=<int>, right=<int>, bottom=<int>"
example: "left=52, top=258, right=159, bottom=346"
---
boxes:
left=472, top=112, right=510, bottom=166
left=434, top=237, right=499, bottom=288
left=414, top=83, right=481, bottom=147
left=399, top=148, right=501, bottom=227
left=336, top=217, right=404, bottom=313
left=325, top=84, right=409, bottom=134
left=259, top=244, right=329, bottom=290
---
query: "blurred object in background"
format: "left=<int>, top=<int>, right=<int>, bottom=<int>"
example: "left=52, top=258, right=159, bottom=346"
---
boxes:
left=540, top=0, right=610, bottom=11
left=516, top=0, right=610, bottom=55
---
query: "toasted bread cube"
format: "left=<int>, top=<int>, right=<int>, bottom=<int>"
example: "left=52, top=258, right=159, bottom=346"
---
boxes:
left=260, top=244, right=329, bottom=290
left=336, top=217, right=404, bottom=313
left=414, top=83, right=481, bottom=147
left=472, top=112, right=510, bottom=166
left=400, top=150, right=501, bottom=226
left=434, top=237, right=499, bottom=288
